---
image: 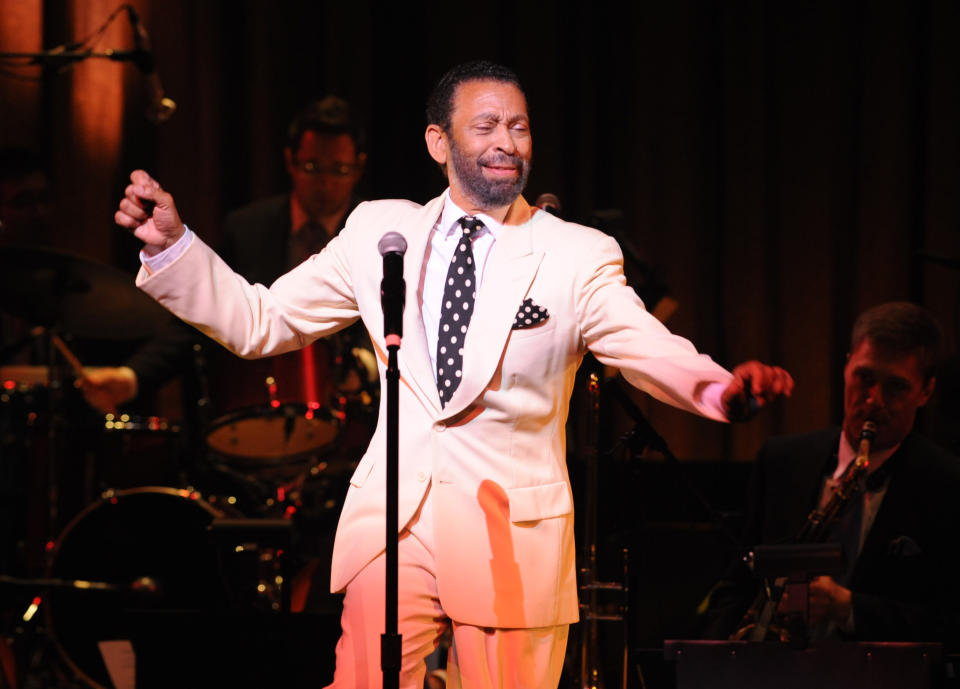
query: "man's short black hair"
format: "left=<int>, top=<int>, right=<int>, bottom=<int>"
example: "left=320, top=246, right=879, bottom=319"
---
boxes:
left=425, top=60, right=524, bottom=133
left=286, top=96, right=366, bottom=155
left=851, top=301, right=943, bottom=381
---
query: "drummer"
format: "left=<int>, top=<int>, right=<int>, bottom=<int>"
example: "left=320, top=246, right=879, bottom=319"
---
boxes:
left=80, top=96, right=377, bottom=416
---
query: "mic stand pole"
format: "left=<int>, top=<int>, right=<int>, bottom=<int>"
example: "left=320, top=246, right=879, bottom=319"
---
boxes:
left=378, top=232, right=407, bottom=689
left=381, top=340, right=401, bottom=689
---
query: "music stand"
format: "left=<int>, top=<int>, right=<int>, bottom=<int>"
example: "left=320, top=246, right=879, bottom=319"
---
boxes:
left=750, top=543, right=844, bottom=647
left=665, top=640, right=942, bottom=689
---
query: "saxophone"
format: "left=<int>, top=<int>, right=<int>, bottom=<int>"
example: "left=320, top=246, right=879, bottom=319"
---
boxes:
left=731, top=420, right=877, bottom=641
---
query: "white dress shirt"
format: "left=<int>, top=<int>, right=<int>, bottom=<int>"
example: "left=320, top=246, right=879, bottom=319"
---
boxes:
left=420, top=190, right=501, bottom=379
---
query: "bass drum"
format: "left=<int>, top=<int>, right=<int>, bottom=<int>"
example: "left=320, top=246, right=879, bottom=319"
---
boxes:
left=46, top=487, right=225, bottom=689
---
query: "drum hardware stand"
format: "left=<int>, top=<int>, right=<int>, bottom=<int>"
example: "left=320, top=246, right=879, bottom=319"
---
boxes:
left=263, top=373, right=308, bottom=452
left=604, top=377, right=742, bottom=687
left=264, top=375, right=279, bottom=409
left=0, top=327, right=88, bottom=689
left=185, top=342, right=212, bottom=480
left=576, top=372, right=630, bottom=689
left=191, top=342, right=212, bottom=424
left=0, top=573, right=159, bottom=689
left=607, top=379, right=740, bottom=548
left=0, top=573, right=153, bottom=594
left=43, top=329, right=88, bottom=568
left=207, top=518, right=294, bottom=613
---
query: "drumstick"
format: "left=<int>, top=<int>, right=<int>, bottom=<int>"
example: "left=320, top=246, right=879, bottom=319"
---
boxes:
left=50, top=334, right=86, bottom=378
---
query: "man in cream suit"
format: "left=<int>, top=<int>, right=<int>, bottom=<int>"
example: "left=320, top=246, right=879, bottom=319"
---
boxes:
left=116, top=61, right=793, bottom=688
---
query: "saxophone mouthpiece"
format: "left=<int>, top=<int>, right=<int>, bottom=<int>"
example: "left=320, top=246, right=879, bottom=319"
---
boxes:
left=854, top=420, right=877, bottom=472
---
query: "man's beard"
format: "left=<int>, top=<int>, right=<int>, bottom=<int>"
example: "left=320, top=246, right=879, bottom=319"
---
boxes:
left=448, top=139, right=530, bottom=210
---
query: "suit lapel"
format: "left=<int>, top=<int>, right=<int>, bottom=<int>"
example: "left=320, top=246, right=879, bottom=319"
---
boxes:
left=441, top=198, right=543, bottom=419
left=396, top=196, right=445, bottom=415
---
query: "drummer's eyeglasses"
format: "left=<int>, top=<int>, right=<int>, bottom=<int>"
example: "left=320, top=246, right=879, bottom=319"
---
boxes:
left=293, top=159, right=358, bottom=178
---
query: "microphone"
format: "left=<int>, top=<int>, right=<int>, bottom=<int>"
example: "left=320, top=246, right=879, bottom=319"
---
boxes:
left=127, top=6, right=177, bottom=123
left=378, top=232, right=407, bottom=346
left=535, top=192, right=561, bottom=217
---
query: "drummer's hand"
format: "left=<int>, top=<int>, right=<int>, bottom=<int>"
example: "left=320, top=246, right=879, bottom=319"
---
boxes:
left=77, top=366, right=138, bottom=414
left=114, top=170, right=184, bottom=256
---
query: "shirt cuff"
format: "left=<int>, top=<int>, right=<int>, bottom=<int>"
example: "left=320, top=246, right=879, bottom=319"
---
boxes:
left=701, top=381, right=727, bottom=418
left=139, top=227, right=194, bottom=274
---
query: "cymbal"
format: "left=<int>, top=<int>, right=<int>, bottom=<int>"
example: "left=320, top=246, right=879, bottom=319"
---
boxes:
left=0, top=244, right=171, bottom=339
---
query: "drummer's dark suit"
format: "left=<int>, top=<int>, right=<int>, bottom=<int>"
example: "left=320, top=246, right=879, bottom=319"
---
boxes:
left=219, top=193, right=298, bottom=284
left=702, top=428, right=960, bottom=647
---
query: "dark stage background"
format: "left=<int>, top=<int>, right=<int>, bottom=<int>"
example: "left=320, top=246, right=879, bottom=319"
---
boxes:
left=4, top=0, right=959, bottom=460
left=3, top=0, right=959, bottom=460
left=2, top=0, right=960, bottom=679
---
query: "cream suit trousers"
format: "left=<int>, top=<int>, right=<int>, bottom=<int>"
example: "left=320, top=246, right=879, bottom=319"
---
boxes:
left=326, top=484, right=568, bottom=689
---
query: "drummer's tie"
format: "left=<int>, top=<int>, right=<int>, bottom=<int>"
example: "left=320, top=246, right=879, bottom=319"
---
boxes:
left=289, top=221, right=332, bottom=407
left=436, top=216, right=481, bottom=408
left=288, top=221, right=330, bottom=268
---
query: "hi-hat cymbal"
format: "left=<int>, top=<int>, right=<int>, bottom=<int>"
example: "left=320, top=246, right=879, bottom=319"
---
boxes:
left=0, top=244, right=171, bottom=340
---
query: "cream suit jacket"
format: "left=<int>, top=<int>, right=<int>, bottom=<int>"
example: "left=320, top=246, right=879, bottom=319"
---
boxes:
left=137, top=193, right=733, bottom=629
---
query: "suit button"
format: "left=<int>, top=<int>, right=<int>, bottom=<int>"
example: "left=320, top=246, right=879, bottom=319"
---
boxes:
left=433, top=422, right=446, bottom=432
left=417, top=471, right=427, bottom=482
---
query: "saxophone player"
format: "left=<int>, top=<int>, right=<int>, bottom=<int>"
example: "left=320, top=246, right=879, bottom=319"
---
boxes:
left=700, top=301, right=960, bottom=646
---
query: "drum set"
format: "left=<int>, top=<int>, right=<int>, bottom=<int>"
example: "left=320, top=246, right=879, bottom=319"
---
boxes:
left=0, top=245, right=374, bottom=688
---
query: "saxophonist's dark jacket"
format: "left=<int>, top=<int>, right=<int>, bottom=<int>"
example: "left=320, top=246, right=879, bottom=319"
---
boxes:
left=700, top=428, right=960, bottom=647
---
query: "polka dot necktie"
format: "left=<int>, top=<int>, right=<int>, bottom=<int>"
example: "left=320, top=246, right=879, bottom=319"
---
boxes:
left=436, top=216, right=481, bottom=407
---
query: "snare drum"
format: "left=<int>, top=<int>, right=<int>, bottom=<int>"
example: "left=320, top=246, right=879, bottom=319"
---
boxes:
left=203, top=344, right=340, bottom=480
left=46, top=487, right=225, bottom=689
left=206, top=403, right=338, bottom=462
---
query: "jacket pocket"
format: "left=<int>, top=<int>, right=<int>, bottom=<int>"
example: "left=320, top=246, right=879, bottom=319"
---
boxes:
left=506, top=481, right=572, bottom=523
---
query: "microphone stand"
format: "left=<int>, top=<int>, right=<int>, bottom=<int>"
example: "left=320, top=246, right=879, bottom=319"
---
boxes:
left=606, top=378, right=740, bottom=547
left=0, top=4, right=148, bottom=69
left=381, top=339, right=401, bottom=689
left=378, top=233, right=406, bottom=689
left=0, top=49, right=145, bottom=66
